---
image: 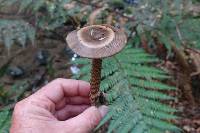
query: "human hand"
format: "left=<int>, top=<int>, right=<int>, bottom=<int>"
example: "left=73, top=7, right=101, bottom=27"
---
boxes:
left=10, top=78, right=108, bottom=133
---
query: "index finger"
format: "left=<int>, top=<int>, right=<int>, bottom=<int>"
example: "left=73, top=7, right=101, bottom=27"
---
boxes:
left=35, top=78, right=90, bottom=104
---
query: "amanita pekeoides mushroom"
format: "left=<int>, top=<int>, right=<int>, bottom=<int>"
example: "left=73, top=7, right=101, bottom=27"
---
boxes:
left=66, top=24, right=127, bottom=106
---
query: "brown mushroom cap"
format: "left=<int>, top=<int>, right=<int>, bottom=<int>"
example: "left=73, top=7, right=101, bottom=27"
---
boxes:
left=66, top=24, right=127, bottom=59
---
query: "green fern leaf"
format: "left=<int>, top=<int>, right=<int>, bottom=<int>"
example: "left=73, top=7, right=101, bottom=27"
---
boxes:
left=72, top=46, right=179, bottom=133
left=133, top=87, right=174, bottom=100
left=130, top=77, right=176, bottom=90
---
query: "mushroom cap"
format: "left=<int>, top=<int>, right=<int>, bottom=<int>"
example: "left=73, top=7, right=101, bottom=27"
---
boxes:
left=66, top=24, right=127, bottom=59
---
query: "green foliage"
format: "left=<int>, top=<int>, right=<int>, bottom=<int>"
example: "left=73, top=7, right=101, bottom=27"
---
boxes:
left=0, top=0, right=80, bottom=49
left=109, top=0, right=125, bottom=10
left=0, top=109, right=11, bottom=133
left=0, top=61, right=10, bottom=78
left=154, top=1, right=200, bottom=50
left=0, top=84, right=10, bottom=105
left=0, top=81, right=29, bottom=132
left=0, top=81, right=29, bottom=105
left=0, top=19, right=35, bottom=50
left=0, top=0, right=199, bottom=52
left=114, top=0, right=200, bottom=52
left=178, top=18, right=200, bottom=49
left=1, top=0, right=72, bottom=29
left=72, top=46, right=180, bottom=133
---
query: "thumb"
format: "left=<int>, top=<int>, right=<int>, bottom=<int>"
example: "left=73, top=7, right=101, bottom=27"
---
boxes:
left=64, top=105, right=108, bottom=133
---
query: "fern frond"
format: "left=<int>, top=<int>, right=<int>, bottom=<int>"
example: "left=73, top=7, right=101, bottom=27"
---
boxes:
left=100, top=71, right=124, bottom=92
left=1, top=0, right=73, bottom=30
left=133, top=87, right=174, bottom=100
left=102, top=58, right=119, bottom=78
left=123, top=64, right=170, bottom=79
left=136, top=97, right=177, bottom=113
left=117, top=53, right=159, bottom=64
left=73, top=58, right=90, bottom=65
left=130, top=77, right=176, bottom=90
left=73, top=46, right=179, bottom=133
left=0, top=19, right=35, bottom=50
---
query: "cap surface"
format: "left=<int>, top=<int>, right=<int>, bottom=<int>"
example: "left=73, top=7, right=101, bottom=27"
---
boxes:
left=66, top=24, right=127, bottom=59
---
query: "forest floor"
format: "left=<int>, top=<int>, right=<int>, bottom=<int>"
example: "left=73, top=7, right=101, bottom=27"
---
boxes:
left=0, top=38, right=200, bottom=133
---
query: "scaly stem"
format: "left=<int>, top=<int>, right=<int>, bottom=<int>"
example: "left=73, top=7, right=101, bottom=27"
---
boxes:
left=90, top=59, right=102, bottom=106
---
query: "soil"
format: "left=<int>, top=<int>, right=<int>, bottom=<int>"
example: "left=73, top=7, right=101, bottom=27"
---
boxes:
left=0, top=38, right=73, bottom=105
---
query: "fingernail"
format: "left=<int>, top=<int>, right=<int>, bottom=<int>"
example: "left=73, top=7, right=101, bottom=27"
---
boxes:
left=98, top=105, right=109, bottom=117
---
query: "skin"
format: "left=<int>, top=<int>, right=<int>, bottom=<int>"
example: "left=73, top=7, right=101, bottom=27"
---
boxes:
left=10, top=78, right=108, bottom=133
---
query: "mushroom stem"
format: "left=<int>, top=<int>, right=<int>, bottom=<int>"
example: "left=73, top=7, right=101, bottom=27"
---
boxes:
left=90, top=58, right=102, bottom=106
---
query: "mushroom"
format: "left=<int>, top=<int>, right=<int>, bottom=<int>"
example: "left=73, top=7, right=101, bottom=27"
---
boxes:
left=66, top=24, right=127, bottom=106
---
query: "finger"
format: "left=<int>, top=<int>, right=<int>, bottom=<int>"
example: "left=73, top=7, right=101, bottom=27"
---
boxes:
left=35, top=78, right=90, bottom=105
left=56, top=97, right=90, bottom=110
left=55, top=98, right=66, bottom=110
left=55, top=105, right=89, bottom=121
left=66, top=96, right=90, bottom=105
left=61, top=106, right=109, bottom=132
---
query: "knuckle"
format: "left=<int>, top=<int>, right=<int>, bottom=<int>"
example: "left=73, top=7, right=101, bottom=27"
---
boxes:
left=14, top=101, right=24, bottom=114
left=54, top=78, right=63, bottom=83
left=15, top=101, right=23, bottom=109
left=13, top=98, right=29, bottom=114
left=88, top=107, right=102, bottom=128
